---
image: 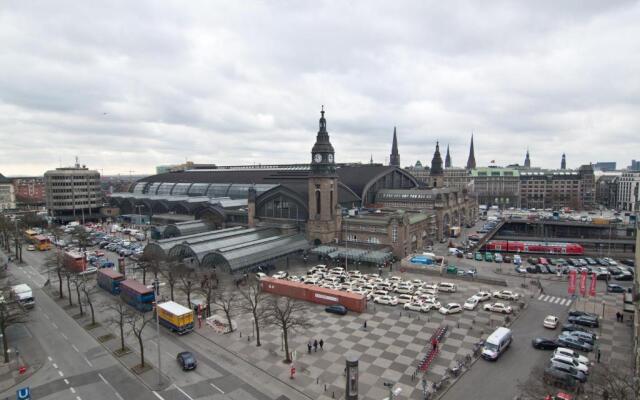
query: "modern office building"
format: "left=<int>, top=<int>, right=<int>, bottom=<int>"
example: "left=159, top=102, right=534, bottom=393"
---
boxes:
left=519, top=165, right=596, bottom=210
left=616, top=171, right=640, bottom=212
left=593, top=162, right=617, bottom=172
left=629, top=160, right=640, bottom=171
left=44, top=163, right=102, bottom=222
left=0, top=174, right=16, bottom=210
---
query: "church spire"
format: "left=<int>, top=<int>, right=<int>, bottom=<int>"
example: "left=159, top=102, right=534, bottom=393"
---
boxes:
left=465, top=134, right=476, bottom=169
left=561, top=153, right=566, bottom=170
left=524, top=148, right=531, bottom=168
left=445, top=144, right=452, bottom=168
left=431, top=141, right=443, bottom=175
left=389, top=127, right=400, bottom=167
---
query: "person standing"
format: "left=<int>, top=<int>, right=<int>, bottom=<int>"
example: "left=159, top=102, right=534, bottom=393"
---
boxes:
left=319, top=339, right=324, bottom=350
left=363, top=320, right=367, bottom=330
left=313, top=339, right=318, bottom=352
left=431, top=337, right=438, bottom=352
left=307, top=341, right=312, bottom=354
left=597, top=349, right=601, bottom=363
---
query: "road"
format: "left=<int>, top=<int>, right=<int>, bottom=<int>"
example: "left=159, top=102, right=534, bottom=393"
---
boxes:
left=1, top=260, right=158, bottom=400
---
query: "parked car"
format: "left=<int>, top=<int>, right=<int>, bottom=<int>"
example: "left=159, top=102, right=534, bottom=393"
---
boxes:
left=463, top=297, right=479, bottom=310
left=374, top=295, right=398, bottom=306
left=532, top=337, right=559, bottom=350
left=568, top=310, right=598, bottom=319
left=544, top=315, right=559, bottom=329
left=438, top=303, right=462, bottom=315
left=177, top=351, right=197, bottom=370
left=492, top=290, right=520, bottom=300
left=567, top=315, right=599, bottom=328
left=325, top=304, right=348, bottom=315
left=551, top=355, right=589, bottom=375
left=614, top=272, right=633, bottom=281
left=438, top=282, right=457, bottom=293
left=549, top=361, right=587, bottom=383
left=557, top=335, right=593, bottom=352
left=474, top=252, right=483, bottom=261
left=483, top=302, right=512, bottom=314
left=554, top=347, right=589, bottom=365
left=404, top=302, right=429, bottom=312
left=272, top=271, right=288, bottom=279
left=607, top=283, right=625, bottom=293
left=473, top=291, right=492, bottom=302
left=561, top=331, right=596, bottom=346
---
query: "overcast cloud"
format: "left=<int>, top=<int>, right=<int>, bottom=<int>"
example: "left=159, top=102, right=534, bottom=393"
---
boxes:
left=1, top=0, right=639, bottom=176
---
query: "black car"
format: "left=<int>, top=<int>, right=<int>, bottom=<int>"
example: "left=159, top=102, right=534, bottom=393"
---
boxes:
left=527, top=257, right=537, bottom=265
left=557, top=335, right=593, bottom=352
left=597, top=258, right=610, bottom=266
left=568, top=310, right=598, bottom=319
left=177, top=351, right=197, bottom=370
left=585, top=258, right=597, bottom=266
left=615, top=272, right=633, bottom=281
left=532, top=337, right=558, bottom=350
left=545, top=265, right=557, bottom=274
left=607, top=266, right=622, bottom=275
left=325, top=304, right=348, bottom=315
left=567, top=315, right=599, bottom=328
left=607, top=283, right=625, bottom=293
left=561, top=323, right=594, bottom=335
left=621, top=259, right=635, bottom=267
left=536, top=264, right=548, bottom=274
left=563, top=331, right=596, bottom=346
left=526, top=265, right=537, bottom=273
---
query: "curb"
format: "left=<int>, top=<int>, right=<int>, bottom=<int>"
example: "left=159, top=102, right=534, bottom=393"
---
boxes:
left=193, top=329, right=315, bottom=400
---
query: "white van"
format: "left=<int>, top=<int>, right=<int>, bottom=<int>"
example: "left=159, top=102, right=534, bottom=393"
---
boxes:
left=481, top=327, right=512, bottom=361
left=438, top=282, right=457, bottom=293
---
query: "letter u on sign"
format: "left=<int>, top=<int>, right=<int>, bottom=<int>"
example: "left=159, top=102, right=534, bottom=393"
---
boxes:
left=17, top=387, right=31, bottom=400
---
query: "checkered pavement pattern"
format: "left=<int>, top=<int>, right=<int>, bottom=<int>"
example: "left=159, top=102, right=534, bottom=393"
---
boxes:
left=196, top=277, right=530, bottom=400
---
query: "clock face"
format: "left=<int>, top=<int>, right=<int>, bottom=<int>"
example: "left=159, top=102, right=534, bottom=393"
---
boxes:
left=328, top=154, right=334, bottom=163
left=314, top=153, right=322, bottom=163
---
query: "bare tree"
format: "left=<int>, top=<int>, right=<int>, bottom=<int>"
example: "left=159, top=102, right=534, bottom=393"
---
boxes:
left=63, top=269, right=73, bottom=306
left=81, top=275, right=97, bottom=326
left=105, top=301, right=131, bottom=354
left=239, top=277, right=268, bottom=346
left=44, top=251, right=65, bottom=299
left=0, top=295, right=29, bottom=363
left=71, top=274, right=84, bottom=316
left=265, top=297, right=312, bottom=363
left=166, top=270, right=177, bottom=301
left=127, top=311, right=154, bottom=369
left=135, top=260, right=151, bottom=285
left=180, top=270, right=195, bottom=307
left=211, top=290, right=237, bottom=333
left=198, top=272, right=217, bottom=318
left=71, top=226, right=91, bottom=252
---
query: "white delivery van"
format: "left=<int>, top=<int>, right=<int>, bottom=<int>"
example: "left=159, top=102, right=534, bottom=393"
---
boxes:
left=481, top=327, right=512, bottom=361
left=11, top=284, right=35, bottom=309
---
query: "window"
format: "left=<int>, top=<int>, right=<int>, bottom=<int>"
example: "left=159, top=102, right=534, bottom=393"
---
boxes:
left=391, top=225, right=398, bottom=243
left=316, top=190, right=321, bottom=215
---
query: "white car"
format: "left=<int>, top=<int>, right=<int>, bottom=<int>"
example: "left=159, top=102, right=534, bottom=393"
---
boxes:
left=438, top=303, right=462, bottom=315
left=372, top=289, right=389, bottom=297
left=273, top=271, right=288, bottom=279
left=374, top=295, right=398, bottom=306
left=543, top=315, right=559, bottom=329
left=554, top=348, right=589, bottom=365
left=483, top=302, right=513, bottom=314
left=411, top=279, right=424, bottom=287
left=423, top=283, right=438, bottom=292
left=463, top=297, right=479, bottom=310
left=395, top=285, right=414, bottom=294
left=415, top=293, right=438, bottom=302
left=397, top=294, right=414, bottom=304
left=420, top=287, right=438, bottom=296
left=404, top=302, right=429, bottom=312
left=473, top=291, right=492, bottom=302
left=551, top=355, right=589, bottom=374
left=388, top=276, right=403, bottom=283
left=27, top=245, right=36, bottom=251
left=492, top=290, right=520, bottom=301
left=421, top=298, right=442, bottom=310
left=438, top=282, right=457, bottom=293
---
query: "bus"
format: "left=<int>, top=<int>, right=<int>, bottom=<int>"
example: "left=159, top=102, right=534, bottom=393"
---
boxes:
left=33, top=235, right=51, bottom=251
left=24, top=229, right=38, bottom=242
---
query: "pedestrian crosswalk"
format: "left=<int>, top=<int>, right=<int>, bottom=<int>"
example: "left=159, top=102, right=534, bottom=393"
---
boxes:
left=537, top=294, right=572, bottom=307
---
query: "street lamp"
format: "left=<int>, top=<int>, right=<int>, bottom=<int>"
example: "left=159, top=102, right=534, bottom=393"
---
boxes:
left=601, top=300, right=606, bottom=319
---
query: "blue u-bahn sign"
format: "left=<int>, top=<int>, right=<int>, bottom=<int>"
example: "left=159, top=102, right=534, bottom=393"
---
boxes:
left=16, top=387, right=31, bottom=400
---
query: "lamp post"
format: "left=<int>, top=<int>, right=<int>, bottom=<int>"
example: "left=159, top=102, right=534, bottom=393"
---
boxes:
left=153, top=279, right=162, bottom=386
left=601, top=300, right=606, bottom=319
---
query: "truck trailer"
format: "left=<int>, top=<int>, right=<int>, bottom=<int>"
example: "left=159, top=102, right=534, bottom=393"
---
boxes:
left=157, top=301, right=194, bottom=335
left=97, top=269, right=125, bottom=295
left=120, top=279, right=155, bottom=312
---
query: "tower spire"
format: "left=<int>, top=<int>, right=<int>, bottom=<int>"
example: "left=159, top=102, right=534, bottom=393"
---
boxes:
left=445, top=144, right=452, bottom=168
left=561, top=153, right=566, bottom=170
left=524, top=148, right=531, bottom=168
left=389, top=126, right=400, bottom=167
left=465, top=134, right=476, bottom=169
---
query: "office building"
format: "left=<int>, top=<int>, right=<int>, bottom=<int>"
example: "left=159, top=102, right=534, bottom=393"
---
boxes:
left=594, top=162, right=616, bottom=172
left=0, top=174, right=16, bottom=210
left=617, top=171, right=640, bottom=212
left=44, top=162, right=102, bottom=222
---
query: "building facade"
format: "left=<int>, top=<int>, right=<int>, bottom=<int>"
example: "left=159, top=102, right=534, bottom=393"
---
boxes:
left=0, top=174, right=16, bottom=210
left=593, top=162, right=616, bottom=172
left=44, top=164, right=102, bottom=222
left=341, top=210, right=434, bottom=258
left=404, top=161, right=430, bottom=186
left=11, top=177, right=45, bottom=206
left=595, top=174, right=620, bottom=209
left=444, top=167, right=472, bottom=190
left=617, top=171, right=640, bottom=212
left=520, top=165, right=596, bottom=210
left=471, top=167, right=520, bottom=208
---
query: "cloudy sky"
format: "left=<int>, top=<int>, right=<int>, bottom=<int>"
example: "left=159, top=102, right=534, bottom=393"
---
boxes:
left=1, top=1, right=639, bottom=176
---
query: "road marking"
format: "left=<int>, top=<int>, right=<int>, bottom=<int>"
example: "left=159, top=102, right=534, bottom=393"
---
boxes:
left=61, top=333, right=68, bottom=340
left=210, top=383, right=225, bottom=394
left=53, top=363, right=58, bottom=369
left=52, top=323, right=58, bottom=329
left=44, top=314, right=50, bottom=320
left=542, top=295, right=550, bottom=302
left=84, top=357, right=92, bottom=367
left=70, top=387, right=76, bottom=394
left=538, top=294, right=544, bottom=300
left=152, top=392, right=166, bottom=400
left=72, top=345, right=80, bottom=352
left=165, top=351, right=173, bottom=358
left=98, top=373, right=124, bottom=400
left=58, top=370, right=64, bottom=377
left=554, top=297, right=562, bottom=304
left=64, top=379, right=69, bottom=385
left=173, top=384, right=195, bottom=400
left=48, top=356, right=52, bottom=362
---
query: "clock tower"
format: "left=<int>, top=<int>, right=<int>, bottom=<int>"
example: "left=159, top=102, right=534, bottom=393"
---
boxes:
left=307, top=107, right=341, bottom=244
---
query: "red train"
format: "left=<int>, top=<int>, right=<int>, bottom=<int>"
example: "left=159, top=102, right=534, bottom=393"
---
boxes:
left=484, top=240, right=584, bottom=255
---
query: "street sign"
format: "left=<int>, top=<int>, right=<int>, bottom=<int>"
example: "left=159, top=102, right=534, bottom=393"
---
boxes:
left=16, top=387, right=30, bottom=400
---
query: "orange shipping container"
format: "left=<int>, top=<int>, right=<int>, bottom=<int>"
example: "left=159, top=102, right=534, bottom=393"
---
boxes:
left=260, top=277, right=366, bottom=313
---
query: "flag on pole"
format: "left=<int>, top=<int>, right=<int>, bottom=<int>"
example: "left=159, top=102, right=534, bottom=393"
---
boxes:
left=589, top=272, right=597, bottom=296
left=568, top=269, right=577, bottom=295
left=579, top=270, right=587, bottom=296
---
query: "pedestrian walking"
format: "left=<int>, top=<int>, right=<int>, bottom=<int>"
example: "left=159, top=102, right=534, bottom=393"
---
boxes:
left=319, top=339, right=324, bottom=350
left=363, top=320, right=367, bottom=330
left=313, top=339, right=318, bottom=352
left=431, top=337, right=438, bottom=352
left=616, top=312, right=621, bottom=322
left=307, top=341, right=312, bottom=354
left=597, top=349, right=601, bottom=363
left=621, top=313, right=624, bottom=323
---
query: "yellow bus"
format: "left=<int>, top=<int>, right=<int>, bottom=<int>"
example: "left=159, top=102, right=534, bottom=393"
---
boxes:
left=33, top=235, right=51, bottom=251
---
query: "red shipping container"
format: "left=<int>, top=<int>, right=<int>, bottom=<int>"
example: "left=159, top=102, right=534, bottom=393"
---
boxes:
left=260, top=278, right=366, bottom=313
